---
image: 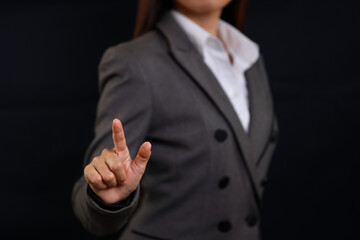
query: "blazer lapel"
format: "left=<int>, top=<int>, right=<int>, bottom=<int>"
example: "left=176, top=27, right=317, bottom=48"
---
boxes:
left=156, top=12, right=261, bottom=200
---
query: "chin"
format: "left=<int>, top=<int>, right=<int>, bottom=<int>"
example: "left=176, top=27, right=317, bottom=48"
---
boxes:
left=175, top=0, right=232, bottom=13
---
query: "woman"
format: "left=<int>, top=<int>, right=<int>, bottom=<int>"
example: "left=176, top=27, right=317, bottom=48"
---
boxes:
left=72, top=0, right=278, bottom=239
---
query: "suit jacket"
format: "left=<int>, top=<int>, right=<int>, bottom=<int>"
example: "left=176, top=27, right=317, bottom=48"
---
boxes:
left=71, top=11, right=278, bottom=240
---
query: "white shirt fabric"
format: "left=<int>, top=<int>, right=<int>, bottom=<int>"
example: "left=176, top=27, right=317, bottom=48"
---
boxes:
left=171, top=10, right=260, bottom=132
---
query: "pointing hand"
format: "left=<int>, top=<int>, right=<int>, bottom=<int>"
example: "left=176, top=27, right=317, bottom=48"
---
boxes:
left=84, top=118, right=151, bottom=204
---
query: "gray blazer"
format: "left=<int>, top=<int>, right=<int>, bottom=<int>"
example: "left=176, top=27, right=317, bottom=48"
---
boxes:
left=72, top=12, right=278, bottom=240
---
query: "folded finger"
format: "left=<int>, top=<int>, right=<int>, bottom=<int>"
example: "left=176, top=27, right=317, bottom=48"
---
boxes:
left=93, top=157, right=117, bottom=188
left=84, top=164, right=107, bottom=190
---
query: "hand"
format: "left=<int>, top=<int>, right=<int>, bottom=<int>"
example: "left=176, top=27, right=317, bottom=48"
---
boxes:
left=84, top=118, right=151, bottom=204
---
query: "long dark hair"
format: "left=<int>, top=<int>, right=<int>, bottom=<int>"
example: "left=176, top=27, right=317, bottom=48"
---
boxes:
left=133, top=0, right=249, bottom=38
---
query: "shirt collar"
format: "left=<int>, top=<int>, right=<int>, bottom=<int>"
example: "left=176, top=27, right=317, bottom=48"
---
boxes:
left=171, top=9, right=259, bottom=70
left=171, top=10, right=212, bottom=57
left=217, top=20, right=259, bottom=70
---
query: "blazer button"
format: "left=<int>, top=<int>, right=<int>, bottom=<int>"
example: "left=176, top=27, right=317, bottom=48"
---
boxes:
left=245, top=215, right=258, bottom=227
left=218, top=221, right=232, bottom=232
left=218, top=176, right=230, bottom=189
left=215, top=129, right=227, bottom=142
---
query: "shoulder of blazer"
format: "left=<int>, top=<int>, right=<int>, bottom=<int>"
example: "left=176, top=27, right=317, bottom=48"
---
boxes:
left=100, top=30, right=168, bottom=66
left=98, top=10, right=190, bottom=75
left=96, top=30, right=168, bottom=91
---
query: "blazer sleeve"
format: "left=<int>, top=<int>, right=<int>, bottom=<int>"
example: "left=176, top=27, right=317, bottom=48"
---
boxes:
left=71, top=45, right=153, bottom=236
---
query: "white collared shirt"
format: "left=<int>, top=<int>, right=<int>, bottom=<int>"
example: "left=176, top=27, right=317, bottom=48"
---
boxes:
left=171, top=10, right=260, bottom=132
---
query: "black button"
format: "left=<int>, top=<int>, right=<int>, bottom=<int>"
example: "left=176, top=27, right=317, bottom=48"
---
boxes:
left=218, top=221, right=232, bottom=232
left=270, top=128, right=278, bottom=143
left=215, top=129, right=227, bottom=142
left=218, top=176, right=230, bottom=189
left=245, top=215, right=258, bottom=227
left=261, top=176, right=268, bottom=187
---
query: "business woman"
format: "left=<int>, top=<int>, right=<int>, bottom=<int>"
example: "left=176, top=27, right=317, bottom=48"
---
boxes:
left=72, top=0, right=278, bottom=239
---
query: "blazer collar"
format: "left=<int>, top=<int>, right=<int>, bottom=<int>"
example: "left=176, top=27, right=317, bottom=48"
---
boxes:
left=155, top=11, right=194, bottom=52
left=156, top=12, right=261, bottom=203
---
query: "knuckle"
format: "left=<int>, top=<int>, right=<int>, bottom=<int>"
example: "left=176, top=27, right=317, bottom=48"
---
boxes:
left=92, top=156, right=106, bottom=166
left=110, top=161, right=123, bottom=171
left=101, top=148, right=108, bottom=155
left=90, top=175, right=102, bottom=185
left=102, top=173, right=114, bottom=183
left=102, top=148, right=112, bottom=156
left=92, top=156, right=100, bottom=164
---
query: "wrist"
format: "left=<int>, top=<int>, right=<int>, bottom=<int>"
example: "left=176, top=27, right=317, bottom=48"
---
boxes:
left=87, top=185, right=136, bottom=210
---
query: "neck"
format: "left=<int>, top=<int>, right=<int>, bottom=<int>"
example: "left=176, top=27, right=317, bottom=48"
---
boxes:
left=174, top=7, right=222, bottom=37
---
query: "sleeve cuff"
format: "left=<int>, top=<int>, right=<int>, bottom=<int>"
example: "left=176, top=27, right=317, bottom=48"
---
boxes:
left=87, top=185, right=137, bottom=211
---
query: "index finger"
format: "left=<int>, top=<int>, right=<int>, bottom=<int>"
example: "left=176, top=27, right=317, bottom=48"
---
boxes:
left=112, top=118, right=127, bottom=152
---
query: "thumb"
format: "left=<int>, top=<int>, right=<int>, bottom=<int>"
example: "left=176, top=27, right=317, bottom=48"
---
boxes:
left=131, top=141, right=152, bottom=177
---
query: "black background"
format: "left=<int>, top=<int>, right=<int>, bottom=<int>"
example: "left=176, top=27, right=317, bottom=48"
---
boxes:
left=1, top=0, right=359, bottom=239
